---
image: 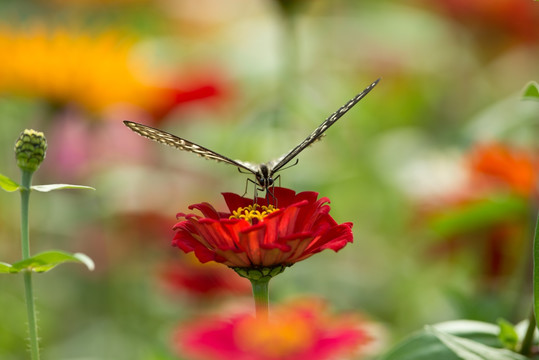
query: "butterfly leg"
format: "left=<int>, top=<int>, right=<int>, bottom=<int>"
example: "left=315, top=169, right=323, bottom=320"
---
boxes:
left=265, top=184, right=277, bottom=207
left=243, top=178, right=260, bottom=204
left=274, top=174, right=281, bottom=187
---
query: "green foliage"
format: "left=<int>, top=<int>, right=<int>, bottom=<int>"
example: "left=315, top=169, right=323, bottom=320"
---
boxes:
left=0, top=250, right=94, bottom=273
left=0, top=173, right=19, bottom=192
left=497, top=319, right=519, bottom=351
left=429, top=326, right=528, bottom=360
left=534, top=214, right=539, bottom=331
left=427, top=195, right=528, bottom=238
left=0, top=174, right=95, bottom=192
left=0, top=174, right=95, bottom=193
left=380, top=321, right=528, bottom=360
left=522, top=82, right=539, bottom=100
left=31, top=184, right=96, bottom=192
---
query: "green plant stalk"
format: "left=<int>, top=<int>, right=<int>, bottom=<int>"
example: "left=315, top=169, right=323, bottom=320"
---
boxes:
left=20, top=169, right=40, bottom=360
left=250, top=278, right=270, bottom=319
left=519, top=307, right=536, bottom=355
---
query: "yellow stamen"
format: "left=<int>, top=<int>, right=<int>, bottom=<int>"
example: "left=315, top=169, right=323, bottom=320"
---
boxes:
left=229, top=204, right=278, bottom=223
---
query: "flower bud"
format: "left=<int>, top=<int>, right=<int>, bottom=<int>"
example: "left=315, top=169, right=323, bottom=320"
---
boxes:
left=14, top=129, right=47, bottom=172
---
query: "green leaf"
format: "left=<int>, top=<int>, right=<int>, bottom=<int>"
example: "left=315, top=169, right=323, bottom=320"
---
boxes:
left=428, top=326, right=528, bottom=360
left=534, top=214, right=539, bottom=331
left=379, top=321, right=503, bottom=360
left=31, top=184, right=96, bottom=192
left=497, top=319, right=519, bottom=351
left=0, top=173, right=20, bottom=192
left=522, top=81, right=539, bottom=100
left=0, top=261, right=14, bottom=273
left=428, top=195, right=528, bottom=238
left=4, top=250, right=95, bottom=273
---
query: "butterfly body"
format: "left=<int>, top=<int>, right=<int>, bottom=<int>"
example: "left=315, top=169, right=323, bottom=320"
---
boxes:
left=124, top=78, right=380, bottom=192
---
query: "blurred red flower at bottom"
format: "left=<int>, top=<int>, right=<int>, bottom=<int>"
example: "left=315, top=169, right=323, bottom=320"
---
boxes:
left=173, top=301, right=371, bottom=360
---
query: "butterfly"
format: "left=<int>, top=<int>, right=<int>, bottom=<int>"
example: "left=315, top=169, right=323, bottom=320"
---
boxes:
left=124, top=78, right=380, bottom=193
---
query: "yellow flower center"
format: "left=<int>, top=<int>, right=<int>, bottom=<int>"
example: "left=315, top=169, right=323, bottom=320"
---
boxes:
left=235, top=312, right=314, bottom=357
left=229, top=204, right=278, bottom=224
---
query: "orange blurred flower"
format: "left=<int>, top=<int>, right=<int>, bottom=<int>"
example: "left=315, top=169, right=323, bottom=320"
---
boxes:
left=422, top=142, right=537, bottom=289
left=468, top=143, right=538, bottom=197
left=0, top=24, right=225, bottom=117
left=173, top=300, right=371, bottom=360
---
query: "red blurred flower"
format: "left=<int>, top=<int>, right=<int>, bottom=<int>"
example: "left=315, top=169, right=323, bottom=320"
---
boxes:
left=172, top=187, right=353, bottom=269
left=160, top=254, right=251, bottom=299
left=429, top=0, right=539, bottom=45
left=173, top=300, right=371, bottom=360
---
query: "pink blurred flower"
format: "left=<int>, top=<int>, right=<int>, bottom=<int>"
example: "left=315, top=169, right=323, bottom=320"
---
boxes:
left=173, top=300, right=371, bottom=360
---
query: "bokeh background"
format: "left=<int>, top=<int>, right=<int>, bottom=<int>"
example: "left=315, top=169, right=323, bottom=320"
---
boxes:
left=0, top=0, right=538, bottom=359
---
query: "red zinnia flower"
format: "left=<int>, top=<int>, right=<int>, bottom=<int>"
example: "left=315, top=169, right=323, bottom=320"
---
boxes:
left=173, top=300, right=371, bottom=360
left=172, top=187, right=353, bottom=270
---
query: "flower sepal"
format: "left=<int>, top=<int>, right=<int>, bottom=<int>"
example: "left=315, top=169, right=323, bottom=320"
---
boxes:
left=232, top=265, right=290, bottom=282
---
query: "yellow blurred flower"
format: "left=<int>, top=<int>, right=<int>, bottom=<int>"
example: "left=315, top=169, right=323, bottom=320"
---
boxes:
left=0, top=24, right=177, bottom=114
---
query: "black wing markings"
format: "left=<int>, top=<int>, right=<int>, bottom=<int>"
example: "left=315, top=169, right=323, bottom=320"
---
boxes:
left=123, top=78, right=380, bottom=189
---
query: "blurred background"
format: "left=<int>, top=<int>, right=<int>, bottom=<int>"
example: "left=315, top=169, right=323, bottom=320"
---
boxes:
left=0, top=0, right=537, bottom=359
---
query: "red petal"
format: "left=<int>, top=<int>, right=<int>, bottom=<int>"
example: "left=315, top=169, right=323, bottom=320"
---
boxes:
left=222, top=192, right=253, bottom=212
left=188, top=202, right=222, bottom=220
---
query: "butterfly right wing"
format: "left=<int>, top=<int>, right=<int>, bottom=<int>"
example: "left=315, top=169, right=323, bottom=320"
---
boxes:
left=123, top=121, right=259, bottom=175
left=269, top=78, right=380, bottom=174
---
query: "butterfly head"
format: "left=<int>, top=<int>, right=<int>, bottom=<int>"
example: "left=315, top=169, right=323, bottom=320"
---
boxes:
left=255, top=164, right=274, bottom=189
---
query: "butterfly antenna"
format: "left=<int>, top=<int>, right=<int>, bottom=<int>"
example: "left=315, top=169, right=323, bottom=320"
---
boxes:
left=275, top=159, right=299, bottom=174
left=237, top=167, right=251, bottom=175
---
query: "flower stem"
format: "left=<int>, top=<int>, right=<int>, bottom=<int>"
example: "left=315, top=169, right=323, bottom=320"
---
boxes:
left=20, top=170, right=32, bottom=259
left=519, top=307, right=536, bottom=356
left=250, top=278, right=270, bottom=319
left=20, top=169, right=40, bottom=360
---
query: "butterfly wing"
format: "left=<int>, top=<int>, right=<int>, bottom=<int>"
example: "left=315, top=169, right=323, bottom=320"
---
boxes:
left=269, top=78, right=380, bottom=174
left=123, top=121, right=259, bottom=175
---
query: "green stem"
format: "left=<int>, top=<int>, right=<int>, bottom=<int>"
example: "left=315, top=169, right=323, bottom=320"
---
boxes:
left=20, top=169, right=40, bottom=360
left=250, top=278, right=270, bottom=319
left=20, top=170, right=32, bottom=260
left=520, top=307, right=536, bottom=356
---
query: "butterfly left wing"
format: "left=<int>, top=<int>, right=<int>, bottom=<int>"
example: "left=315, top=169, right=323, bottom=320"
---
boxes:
left=269, top=78, right=380, bottom=174
left=123, top=121, right=259, bottom=175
